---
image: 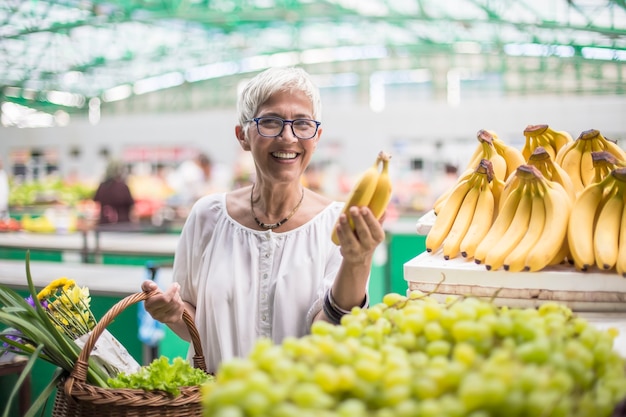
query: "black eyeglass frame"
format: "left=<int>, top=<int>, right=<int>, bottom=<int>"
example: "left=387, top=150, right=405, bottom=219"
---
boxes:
left=246, top=116, right=321, bottom=140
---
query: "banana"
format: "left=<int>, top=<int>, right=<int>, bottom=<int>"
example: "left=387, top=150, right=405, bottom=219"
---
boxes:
left=524, top=177, right=572, bottom=272
left=463, top=130, right=506, bottom=179
left=442, top=182, right=480, bottom=260
left=617, top=187, right=626, bottom=277
left=523, top=124, right=563, bottom=161
left=493, top=136, right=526, bottom=180
left=503, top=182, right=546, bottom=272
left=498, top=172, right=521, bottom=214
left=558, top=138, right=586, bottom=196
left=460, top=176, right=495, bottom=260
left=368, top=152, right=393, bottom=220
left=579, top=139, right=595, bottom=188
left=473, top=175, right=525, bottom=265
left=592, top=151, right=625, bottom=184
left=426, top=177, right=476, bottom=253
left=592, top=129, right=626, bottom=161
left=484, top=178, right=533, bottom=271
left=548, top=234, right=570, bottom=267
left=567, top=174, right=615, bottom=271
left=593, top=180, right=624, bottom=271
left=527, top=146, right=576, bottom=202
left=547, top=128, right=574, bottom=154
left=490, top=176, right=506, bottom=216
left=547, top=160, right=577, bottom=202
left=331, top=152, right=383, bottom=245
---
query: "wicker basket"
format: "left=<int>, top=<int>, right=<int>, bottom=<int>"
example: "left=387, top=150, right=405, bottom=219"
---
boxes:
left=52, top=290, right=208, bottom=417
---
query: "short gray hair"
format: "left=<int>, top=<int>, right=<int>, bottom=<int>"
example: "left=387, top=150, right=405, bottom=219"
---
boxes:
left=236, top=67, right=322, bottom=133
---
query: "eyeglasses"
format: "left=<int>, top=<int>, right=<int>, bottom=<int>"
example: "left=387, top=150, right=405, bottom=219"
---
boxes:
left=247, top=116, right=321, bottom=140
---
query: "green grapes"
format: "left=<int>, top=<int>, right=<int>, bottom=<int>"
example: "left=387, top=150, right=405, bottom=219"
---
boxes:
left=201, top=292, right=626, bottom=417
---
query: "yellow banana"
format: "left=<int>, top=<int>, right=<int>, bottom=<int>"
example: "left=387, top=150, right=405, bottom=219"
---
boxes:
left=492, top=136, right=525, bottom=180
left=527, top=146, right=576, bottom=202
left=592, top=151, right=624, bottom=184
left=503, top=182, right=546, bottom=272
left=498, top=173, right=521, bottom=214
left=490, top=176, right=506, bottom=217
left=546, top=127, right=574, bottom=155
left=524, top=178, right=572, bottom=272
left=559, top=138, right=586, bottom=196
left=592, top=129, right=626, bottom=161
left=368, top=152, right=393, bottom=220
left=483, top=174, right=533, bottom=271
left=567, top=175, right=615, bottom=271
left=548, top=233, right=570, bottom=267
left=523, top=124, right=560, bottom=161
left=579, top=139, right=595, bottom=188
left=426, top=177, right=476, bottom=254
left=331, top=153, right=381, bottom=245
left=460, top=176, right=495, bottom=260
left=593, top=180, right=624, bottom=271
left=547, top=160, right=577, bottom=202
left=442, top=182, right=480, bottom=260
left=617, top=180, right=626, bottom=277
left=473, top=175, right=525, bottom=265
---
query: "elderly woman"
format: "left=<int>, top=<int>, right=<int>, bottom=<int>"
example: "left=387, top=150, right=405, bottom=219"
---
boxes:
left=142, top=67, right=386, bottom=373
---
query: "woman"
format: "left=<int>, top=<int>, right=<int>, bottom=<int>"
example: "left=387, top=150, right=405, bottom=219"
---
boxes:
left=142, top=67, right=386, bottom=373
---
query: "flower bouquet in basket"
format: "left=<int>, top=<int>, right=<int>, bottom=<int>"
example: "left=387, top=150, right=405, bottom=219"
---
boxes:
left=0, top=252, right=212, bottom=417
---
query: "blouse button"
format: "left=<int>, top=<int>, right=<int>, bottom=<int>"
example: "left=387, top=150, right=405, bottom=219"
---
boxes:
left=265, top=253, right=270, bottom=258
left=262, top=315, right=267, bottom=321
left=263, top=273, right=268, bottom=279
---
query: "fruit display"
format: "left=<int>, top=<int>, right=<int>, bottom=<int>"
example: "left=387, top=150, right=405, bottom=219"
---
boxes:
left=568, top=168, right=626, bottom=275
left=555, top=129, right=626, bottom=195
left=0, top=218, right=21, bottom=232
left=332, top=151, right=392, bottom=245
left=426, top=126, right=626, bottom=276
left=201, top=291, right=626, bottom=417
left=8, top=178, right=96, bottom=207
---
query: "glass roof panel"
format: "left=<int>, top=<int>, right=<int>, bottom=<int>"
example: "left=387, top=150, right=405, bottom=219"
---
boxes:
left=0, top=0, right=624, bottom=119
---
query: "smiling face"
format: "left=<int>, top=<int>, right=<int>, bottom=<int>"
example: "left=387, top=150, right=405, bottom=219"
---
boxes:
left=237, top=88, right=322, bottom=187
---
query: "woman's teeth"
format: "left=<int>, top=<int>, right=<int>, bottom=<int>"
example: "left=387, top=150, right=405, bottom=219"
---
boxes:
left=272, top=152, right=297, bottom=159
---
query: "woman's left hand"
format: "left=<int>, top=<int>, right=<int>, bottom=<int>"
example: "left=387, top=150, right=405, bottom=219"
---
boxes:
left=334, top=206, right=385, bottom=263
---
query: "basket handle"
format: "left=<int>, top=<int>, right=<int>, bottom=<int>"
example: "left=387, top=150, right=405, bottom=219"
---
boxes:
left=70, top=289, right=207, bottom=384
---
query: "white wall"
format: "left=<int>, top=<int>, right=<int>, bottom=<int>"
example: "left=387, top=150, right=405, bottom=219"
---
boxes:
left=1, top=94, right=625, bottom=184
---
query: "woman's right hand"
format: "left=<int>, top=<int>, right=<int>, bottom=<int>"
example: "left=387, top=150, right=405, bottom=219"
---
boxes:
left=141, top=280, right=186, bottom=324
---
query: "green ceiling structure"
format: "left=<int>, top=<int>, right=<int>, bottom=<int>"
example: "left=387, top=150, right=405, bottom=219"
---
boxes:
left=1, top=0, right=625, bottom=118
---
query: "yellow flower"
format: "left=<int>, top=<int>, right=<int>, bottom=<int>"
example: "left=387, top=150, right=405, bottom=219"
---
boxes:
left=35, top=276, right=96, bottom=340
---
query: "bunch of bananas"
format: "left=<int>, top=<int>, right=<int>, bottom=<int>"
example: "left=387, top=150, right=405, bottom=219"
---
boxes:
left=473, top=165, right=571, bottom=272
left=331, top=151, right=392, bottom=245
left=592, top=151, right=626, bottom=183
left=526, top=146, right=576, bottom=202
left=522, top=124, right=573, bottom=161
left=425, top=125, right=626, bottom=275
left=426, top=159, right=497, bottom=260
left=568, top=168, right=626, bottom=275
left=433, top=129, right=519, bottom=215
left=556, top=129, right=626, bottom=195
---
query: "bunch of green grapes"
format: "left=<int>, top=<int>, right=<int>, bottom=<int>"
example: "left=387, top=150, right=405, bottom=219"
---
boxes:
left=201, top=291, right=626, bottom=417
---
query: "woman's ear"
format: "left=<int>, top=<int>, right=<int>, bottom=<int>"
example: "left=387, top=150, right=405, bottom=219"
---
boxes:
left=235, top=125, right=251, bottom=151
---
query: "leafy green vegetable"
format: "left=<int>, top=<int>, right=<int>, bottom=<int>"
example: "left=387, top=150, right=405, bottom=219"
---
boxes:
left=107, top=356, right=213, bottom=396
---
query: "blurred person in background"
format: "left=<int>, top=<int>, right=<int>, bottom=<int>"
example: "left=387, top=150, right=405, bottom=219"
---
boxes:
left=93, top=159, right=136, bottom=225
left=141, top=66, right=387, bottom=374
left=0, top=159, right=9, bottom=220
left=166, top=152, right=214, bottom=207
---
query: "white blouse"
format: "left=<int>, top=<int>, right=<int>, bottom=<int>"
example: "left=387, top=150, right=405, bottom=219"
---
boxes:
left=174, top=193, right=345, bottom=373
